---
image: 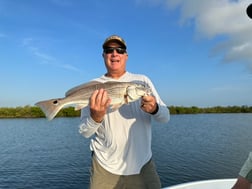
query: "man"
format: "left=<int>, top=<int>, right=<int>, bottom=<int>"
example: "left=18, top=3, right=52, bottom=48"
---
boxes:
left=232, top=152, right=252, bottom=189
left=79, top=35, right=170, bottom=189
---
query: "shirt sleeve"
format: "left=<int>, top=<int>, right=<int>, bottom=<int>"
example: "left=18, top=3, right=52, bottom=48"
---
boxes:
left=239, top=152, right=252, bottom=182
left=143, top=76, right=170, bottom=123
left=79, top=107, right=102, bottom=138
left=152, top=103, right=170, bottom=123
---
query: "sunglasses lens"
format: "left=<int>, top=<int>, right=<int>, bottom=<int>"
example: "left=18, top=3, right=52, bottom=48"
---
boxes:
left=104, top=47, right=126, bottom=54
left=116, top=48, right=126, bottom=54
left=104, top=48, right=114, bottom=54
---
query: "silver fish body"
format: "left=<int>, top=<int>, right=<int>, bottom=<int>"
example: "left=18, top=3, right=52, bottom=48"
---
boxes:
left=35, top=81, right=150, bottom=120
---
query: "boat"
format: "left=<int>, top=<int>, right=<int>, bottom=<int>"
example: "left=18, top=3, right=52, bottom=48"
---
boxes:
left=162, top=178, right=238, bottom=189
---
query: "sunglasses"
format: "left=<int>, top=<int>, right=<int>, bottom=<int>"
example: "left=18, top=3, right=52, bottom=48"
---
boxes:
left=103, top=47, right=126, bottom=54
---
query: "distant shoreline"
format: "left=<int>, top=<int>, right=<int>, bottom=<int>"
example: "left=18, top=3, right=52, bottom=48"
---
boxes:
left=0, top=105, right=251, bottom=119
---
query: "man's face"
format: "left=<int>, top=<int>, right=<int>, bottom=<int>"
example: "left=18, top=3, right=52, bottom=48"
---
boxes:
left=102, top=42, right=128, bottom=74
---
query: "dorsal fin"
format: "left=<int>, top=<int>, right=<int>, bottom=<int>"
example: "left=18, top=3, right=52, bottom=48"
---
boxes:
left=65, top=81, right=102, bottom=96
left=65, top=81, right=123, bottom=97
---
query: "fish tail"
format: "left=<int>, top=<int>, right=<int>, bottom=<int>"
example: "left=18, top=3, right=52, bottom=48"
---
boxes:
left=35, top=99, right=63, bottom=120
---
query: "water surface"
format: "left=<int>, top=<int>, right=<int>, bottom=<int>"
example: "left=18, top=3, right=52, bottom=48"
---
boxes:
left=0, top=113, right=251, bottom=188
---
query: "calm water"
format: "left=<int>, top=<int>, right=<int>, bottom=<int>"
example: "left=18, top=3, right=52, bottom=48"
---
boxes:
left=0, top=113, right=252, bottom=189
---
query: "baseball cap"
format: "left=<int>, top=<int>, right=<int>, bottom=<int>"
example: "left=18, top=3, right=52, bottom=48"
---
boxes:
left=102, top=35, right=127, bottom=49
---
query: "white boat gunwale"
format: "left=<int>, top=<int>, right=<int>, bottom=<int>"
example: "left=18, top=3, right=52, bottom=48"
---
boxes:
left=162, top=178, right=237, bottom=189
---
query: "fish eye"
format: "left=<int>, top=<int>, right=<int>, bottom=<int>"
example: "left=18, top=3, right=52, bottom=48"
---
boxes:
left=53, top=100, right=58, bottom=105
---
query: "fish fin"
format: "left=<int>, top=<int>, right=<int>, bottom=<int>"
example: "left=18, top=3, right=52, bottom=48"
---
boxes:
left=65, top=81, right=123, bottom=97
left=65, top=81, right=103, bottom=96
left=35, top=98, right=64, bottom=121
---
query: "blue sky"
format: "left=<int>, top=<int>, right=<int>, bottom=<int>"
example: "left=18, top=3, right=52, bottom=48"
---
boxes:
left=1, top=0, right=252, bottom=107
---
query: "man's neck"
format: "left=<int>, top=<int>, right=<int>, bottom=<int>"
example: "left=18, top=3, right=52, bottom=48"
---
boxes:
left=105, top=71, right=126, bottom=79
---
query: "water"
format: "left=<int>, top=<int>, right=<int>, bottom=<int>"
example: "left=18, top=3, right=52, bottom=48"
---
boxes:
left=0, top=114, right=251, bottom=189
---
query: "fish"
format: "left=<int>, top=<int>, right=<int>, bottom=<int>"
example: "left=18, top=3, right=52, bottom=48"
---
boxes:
left=35, top=81, right=151, bottom=120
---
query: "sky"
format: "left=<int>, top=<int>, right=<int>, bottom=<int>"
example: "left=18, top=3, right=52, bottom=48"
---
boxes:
left=1, top=0, right=252, bottom=108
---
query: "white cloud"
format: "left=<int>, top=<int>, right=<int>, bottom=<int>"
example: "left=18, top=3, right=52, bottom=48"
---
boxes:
left=22, top=37, right=81, bottom=72
left=160, top=0, right=252, bottom=71
left=61, top=64, right=82, bottom=72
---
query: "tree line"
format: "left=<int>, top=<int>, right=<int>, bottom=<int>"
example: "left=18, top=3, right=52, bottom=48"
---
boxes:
left=168, top=105, right=252, bottom=114
left=0, top=105, right=251, bottom=119
left=0, top=106, right=80, bottom=119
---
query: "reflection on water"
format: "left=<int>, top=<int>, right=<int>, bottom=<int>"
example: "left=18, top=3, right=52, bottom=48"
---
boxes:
left=0, top=114, right=251, bottom=188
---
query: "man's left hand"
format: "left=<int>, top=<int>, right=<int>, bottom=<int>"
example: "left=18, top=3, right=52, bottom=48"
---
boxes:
left=141, top=95, right=158, bottom=114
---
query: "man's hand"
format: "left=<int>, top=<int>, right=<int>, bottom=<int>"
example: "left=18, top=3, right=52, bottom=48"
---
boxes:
left=89, top=89, right=111, bottom=123
left=141, top=95, right=158, bottom=114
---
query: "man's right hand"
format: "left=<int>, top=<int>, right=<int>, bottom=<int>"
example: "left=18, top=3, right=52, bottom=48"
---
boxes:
left=89, top=88, right=111, bottom=123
